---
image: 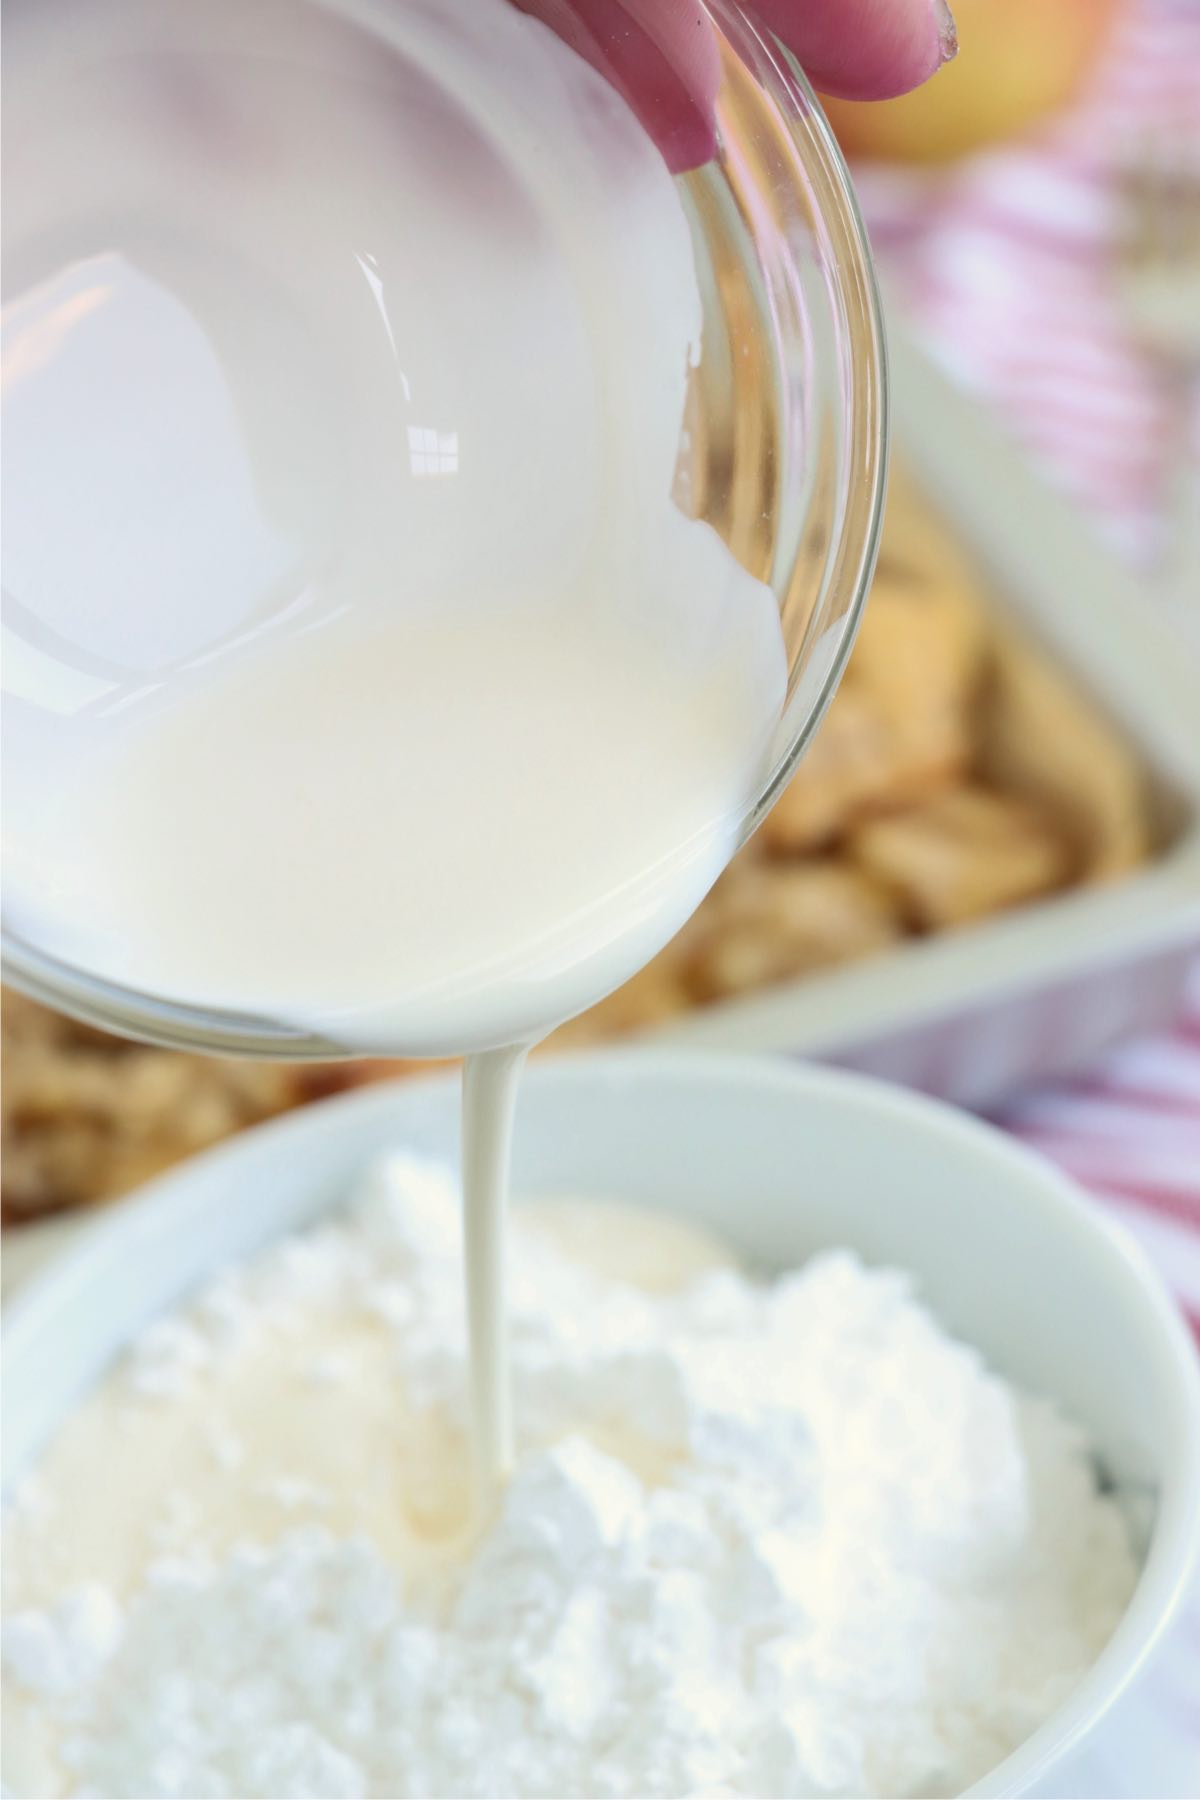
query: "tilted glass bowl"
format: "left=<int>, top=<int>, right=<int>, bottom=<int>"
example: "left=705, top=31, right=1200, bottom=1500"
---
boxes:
left=1, top=0, right=886, bottom=1057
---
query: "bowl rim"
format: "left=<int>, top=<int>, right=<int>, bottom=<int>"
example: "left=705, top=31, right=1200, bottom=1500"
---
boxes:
left=3, top=1050, right=1197, bottom=1798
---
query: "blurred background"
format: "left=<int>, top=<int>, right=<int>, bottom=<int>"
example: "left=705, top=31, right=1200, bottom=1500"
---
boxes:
left=831, top=0, right=1199, bottom=573
left=827, top=0, right=1200, bottom=1278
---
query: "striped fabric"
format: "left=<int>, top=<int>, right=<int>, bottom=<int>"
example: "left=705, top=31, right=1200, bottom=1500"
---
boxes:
left=854, top=6, right=1199, bottom=1786
left=997, top=966, right=1200, bottom=1344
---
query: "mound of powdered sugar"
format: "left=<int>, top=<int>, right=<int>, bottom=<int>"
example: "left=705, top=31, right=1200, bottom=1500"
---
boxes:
left=2, top=1155, right=1137, bottom=1799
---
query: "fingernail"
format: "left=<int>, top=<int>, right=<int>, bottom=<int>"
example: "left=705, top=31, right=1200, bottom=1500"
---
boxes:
left=934, top=0, right=958, bottom=65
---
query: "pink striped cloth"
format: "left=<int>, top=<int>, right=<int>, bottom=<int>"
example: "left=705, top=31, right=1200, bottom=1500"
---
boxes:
left=857, top=0, right=1200, bottom=565
left=852, top=8, right=1199, bottom=1786
left=996, top=965, right=1200, bottom=1342
left=851, top=0, right=1200, bottom=1308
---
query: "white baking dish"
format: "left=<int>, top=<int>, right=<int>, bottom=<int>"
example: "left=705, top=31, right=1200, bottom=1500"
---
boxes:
left=646, top=327, right=1200, bottom=1106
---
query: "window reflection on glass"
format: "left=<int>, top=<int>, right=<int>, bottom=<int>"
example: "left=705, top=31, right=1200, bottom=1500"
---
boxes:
left=407, top=425, right=459, bottom=477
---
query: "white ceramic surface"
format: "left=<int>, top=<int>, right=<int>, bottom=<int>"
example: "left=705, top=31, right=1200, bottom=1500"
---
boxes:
left=4, top=1053, right=1198, bottom=1798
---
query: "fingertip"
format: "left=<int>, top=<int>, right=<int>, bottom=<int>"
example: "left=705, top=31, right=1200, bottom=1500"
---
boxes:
left=758, top=0, right=957, bottom=103
left=934, top=0, right=958, bottom=69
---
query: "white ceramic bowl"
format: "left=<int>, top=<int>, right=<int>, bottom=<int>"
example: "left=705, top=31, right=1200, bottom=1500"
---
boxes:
left=4, top=1053, right=1198, bottom=1799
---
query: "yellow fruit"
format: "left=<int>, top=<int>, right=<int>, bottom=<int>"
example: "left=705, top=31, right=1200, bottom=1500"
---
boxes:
left=821, top=0, right=1124, bottom=165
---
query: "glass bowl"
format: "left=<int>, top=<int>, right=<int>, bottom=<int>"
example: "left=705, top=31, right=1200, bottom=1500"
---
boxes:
left=1, top=0, right=886, bottom=1058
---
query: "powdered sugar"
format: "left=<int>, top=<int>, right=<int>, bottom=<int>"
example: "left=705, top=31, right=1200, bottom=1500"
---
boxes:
left=2, top=1156, right=1138, bottom=1798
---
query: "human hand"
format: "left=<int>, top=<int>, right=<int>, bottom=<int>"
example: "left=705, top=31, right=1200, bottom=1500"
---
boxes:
left=516, top=0, right=958, bottom=170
